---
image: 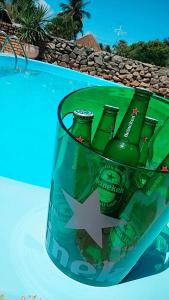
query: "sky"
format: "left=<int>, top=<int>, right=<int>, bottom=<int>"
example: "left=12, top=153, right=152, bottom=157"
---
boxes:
left=41, top=0, right=169, bottom=45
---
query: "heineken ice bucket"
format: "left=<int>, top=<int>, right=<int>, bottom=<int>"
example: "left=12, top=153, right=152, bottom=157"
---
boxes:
left=46, top=86, right=169, bottom=286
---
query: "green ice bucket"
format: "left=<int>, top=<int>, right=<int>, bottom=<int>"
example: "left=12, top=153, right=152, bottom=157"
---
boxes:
left=46, top=86, right=169, bottom=286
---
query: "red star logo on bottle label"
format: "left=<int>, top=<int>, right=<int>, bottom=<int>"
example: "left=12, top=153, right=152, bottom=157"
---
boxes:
left=111, top=124, right=114, bottom=131
left=161, top=166, right=169, bottom=173
left=132, top=108, right=139, bottom=115
left=76, top=136, right=84, bottom=143
left=143, top=136, right=148, bottom=142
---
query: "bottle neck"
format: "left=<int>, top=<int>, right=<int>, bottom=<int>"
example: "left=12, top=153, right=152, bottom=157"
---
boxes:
left=96, top=111, right=117, bottom=133
left=115, top=94, right=150, bottom=145
left=92, top=111, right=117, bottom=154
left=139, top=123, right=157, bottom=166
left=71, top=119, right=92, bottom=147
left=144, top=154, right=169, bottom=195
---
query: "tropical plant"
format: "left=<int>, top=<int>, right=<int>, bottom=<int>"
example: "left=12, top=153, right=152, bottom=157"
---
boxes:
left=15, top=3, right=50, bottom=45
left=99, top=42, right=103, bottom=50
left=105, top=44, right=112, bottom=53
left=46, top=13, right=78, bottom=40
left=0, top=0, right=40, bottom=23
left=113, top=39, right=128, bottom=56
left=59, top=0, right=91, bottom=39
left=99, top=43, right=113, bottom=53
left=164, top=37, right=169, bottom=45
left=6, top=0, right=40, bottom=23
left=114, top=39, right=169, bottom=67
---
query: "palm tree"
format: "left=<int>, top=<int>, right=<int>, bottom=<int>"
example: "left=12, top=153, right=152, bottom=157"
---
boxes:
left=16, top=3, right=50, bottom=45
left=7, top=0, right=36, bottom=22
left=59, top=0, right=91, bottom=39
left=46, top=13, right=78, bottom=40
left=0, top=0, right=50, bottom=45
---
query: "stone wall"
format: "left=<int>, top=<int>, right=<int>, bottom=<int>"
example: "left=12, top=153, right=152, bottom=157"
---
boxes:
left=0, top=21, right=169, bottom=98
left=42, top=38, right=169, bottom=98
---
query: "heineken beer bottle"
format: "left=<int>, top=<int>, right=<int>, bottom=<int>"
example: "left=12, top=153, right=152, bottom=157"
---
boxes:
left=121, top=116, right=158, bottom=208
left=71, top=109, right=94, bottom=147
left=144, top=153, right=169, bottom=197
left=138, top=116, right=158, bottom=167
left=92, top=105, right=119, bottom=154
left=48, top=109, right=94, bottom=240
left=56, top=108, right=94, bottom=199
left=70, top=109, right=95, bottom=200
left=97, top=88, right=152, bottom=217
left=108, top=153, right=169, bottom=261
left=103, top=88, right=153, bottom=165
left=50, top=109, right=94, bottom=200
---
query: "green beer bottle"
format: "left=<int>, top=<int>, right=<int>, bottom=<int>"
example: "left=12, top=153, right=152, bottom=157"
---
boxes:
left=70, top=109, right=94, bottom=200
left=71, top=109, right=94, bottom=147
left=92, top=105, right=119, bottom=154
left=48, top=109, right=94, bottom=240
left=96, top=88, right=152, bottom=217
left=121, top=116, right=158, bottom=208
left=144, top=153, right=169, bottom=197
left=108, top=153, right=169, bottom=262
left=51, top=108, right=94, bottom=197
left=104, top=88, right=152, bottom=165
left=138, top=116, right=158, bottom=167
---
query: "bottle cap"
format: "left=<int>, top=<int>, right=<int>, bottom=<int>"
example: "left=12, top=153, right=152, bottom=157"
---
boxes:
left=73, top=109, right=94, bottom=119
left=145, top=116, right=158, bottom=125
left=135, top=87, right=153, bottom=96
left=104, top=104, right=119, bottom=113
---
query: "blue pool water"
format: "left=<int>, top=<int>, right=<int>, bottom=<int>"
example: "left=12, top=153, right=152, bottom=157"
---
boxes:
left=0, top=54, right=116, bottom=187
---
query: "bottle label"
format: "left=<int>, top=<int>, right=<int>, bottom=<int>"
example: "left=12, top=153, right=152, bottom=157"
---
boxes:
left=124, top=108, right=139, bottom=138
left=124, top=115, right=136, bottom=137
left=115, top=223, right=138, bottom=246
left=134, top=170, right=152, bottom=189
left=96, top=164, right=124, bottom=194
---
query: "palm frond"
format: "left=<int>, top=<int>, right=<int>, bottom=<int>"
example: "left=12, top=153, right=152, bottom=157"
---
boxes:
left=80, top=9, right=90, bottom=18
left=60, top=3, right=72, bottom=11
left=82, top=1, right=91, bottom=8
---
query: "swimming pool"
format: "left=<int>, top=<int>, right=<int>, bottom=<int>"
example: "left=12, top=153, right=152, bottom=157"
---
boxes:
left=0, top=53, right=116, bottom=187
